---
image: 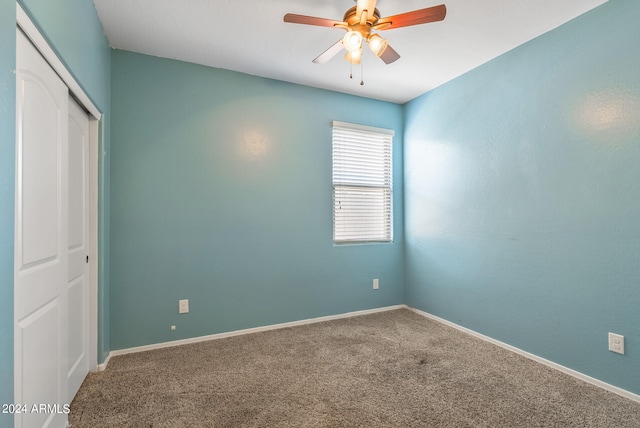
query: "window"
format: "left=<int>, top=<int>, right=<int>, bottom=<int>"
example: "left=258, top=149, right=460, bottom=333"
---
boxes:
left=332, top=121, right=394, bottom=243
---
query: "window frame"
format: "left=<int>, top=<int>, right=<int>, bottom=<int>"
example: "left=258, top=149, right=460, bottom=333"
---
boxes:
left=332, top=121, right=394, bottom=244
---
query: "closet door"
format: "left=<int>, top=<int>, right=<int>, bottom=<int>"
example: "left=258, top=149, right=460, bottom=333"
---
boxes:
left=67, top=96, right=90, bottom=401
left=15, top=28, right=69, bottom=428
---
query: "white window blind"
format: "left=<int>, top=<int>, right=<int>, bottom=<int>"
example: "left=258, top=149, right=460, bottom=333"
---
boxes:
left=332, top=121, right=394, bottom=243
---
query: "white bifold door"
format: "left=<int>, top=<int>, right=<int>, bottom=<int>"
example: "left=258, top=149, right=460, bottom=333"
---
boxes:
left=15, top=28, right=90, bottom=428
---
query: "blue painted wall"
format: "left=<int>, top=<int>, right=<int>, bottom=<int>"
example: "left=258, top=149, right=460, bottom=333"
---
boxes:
left=0, top=0, right=17, bottom=423
left=109, top=51, right=405, bottom=349
left=404, top=0, right=640, bottom=394
left=0, top=1, right=110, bottom=422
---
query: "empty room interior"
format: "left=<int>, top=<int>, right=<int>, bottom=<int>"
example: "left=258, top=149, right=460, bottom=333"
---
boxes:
left=1, top=0, right=639, bottom=426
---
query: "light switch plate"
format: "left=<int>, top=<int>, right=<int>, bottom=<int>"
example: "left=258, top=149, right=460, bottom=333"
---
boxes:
left=179, top=299, right=189, bottom=314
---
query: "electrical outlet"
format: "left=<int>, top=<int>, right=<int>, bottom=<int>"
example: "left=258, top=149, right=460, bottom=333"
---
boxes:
left=608, top=332, right=624, bottom=354
left=171, top=325, right=176, bottom=331
left=373, top=279, right=379, bottom=290
left=179, top=299, right=189, bottom=314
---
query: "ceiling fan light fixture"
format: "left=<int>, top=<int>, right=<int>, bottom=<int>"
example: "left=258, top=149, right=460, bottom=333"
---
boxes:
left=367, top=33, right=388, bottom=57
left=342, top=30, right=363, bottom=52
left=344, top=47, right=362, bottom=64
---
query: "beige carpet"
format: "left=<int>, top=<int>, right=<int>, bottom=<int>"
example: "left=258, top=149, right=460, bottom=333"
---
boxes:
left=70, top=309, right=640, bottom=427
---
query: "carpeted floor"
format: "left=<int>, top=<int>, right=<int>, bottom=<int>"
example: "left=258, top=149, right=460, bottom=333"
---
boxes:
left=70, top=309, right=640, bottom=427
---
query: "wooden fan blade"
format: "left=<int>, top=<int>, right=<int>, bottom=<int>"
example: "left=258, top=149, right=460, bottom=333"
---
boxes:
left=379, top=44, right=400, bottom=64
left=284, top=13, right=345, bottom=28
left=313, top=39, right=344, bottom=64
left=374, top=4, right=446, bottom=30
left=356, top=0, right=377, bottom=19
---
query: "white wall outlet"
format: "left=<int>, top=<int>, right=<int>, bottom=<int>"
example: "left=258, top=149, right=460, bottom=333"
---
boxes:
left=373, top=279, right=379, bottom=290
left=170, top=325, right=176, bottom=331
left=608, top=332, right=624, bottom=354
left=179, top=299, right=189, bottom=314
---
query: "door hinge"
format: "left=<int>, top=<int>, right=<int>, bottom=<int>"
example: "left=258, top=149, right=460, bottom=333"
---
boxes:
left=86, top=255, right=89, bottom=263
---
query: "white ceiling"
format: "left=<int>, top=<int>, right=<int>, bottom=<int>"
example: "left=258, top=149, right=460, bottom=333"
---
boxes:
left=93, top=0, right=607, bottom=104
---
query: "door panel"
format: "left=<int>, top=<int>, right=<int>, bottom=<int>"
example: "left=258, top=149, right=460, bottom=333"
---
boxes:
left=67, top=104, right=86, bottom=253
left=18, top=300, right=60, bottom=428
left=15, top=29, right=68, bottom=428
left=19, top=71, right=61, bottom=267
left=67, top=277, right=86, bottom=389
left=67, top=97, right=90, bottom=399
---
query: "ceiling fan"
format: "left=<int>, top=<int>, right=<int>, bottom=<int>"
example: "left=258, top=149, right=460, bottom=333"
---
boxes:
left=283, top=0, right=447, bottom=65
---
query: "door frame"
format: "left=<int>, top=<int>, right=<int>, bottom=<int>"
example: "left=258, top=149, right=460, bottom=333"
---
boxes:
left=15, top=2, right=100, bottom=377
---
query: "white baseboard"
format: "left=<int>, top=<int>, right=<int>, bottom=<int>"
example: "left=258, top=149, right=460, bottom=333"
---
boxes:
left=97, top=352, right=111, bottom=372
left=408, top=307, right=640, bottom=404
left=100, top=305, right=406, bottom=369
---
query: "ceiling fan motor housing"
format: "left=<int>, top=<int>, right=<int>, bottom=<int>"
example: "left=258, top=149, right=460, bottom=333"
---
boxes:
left=343, top=5, right=381, bottom=26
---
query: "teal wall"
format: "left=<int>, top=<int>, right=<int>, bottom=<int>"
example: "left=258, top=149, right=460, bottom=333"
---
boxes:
left=0, top=0, right=17, bottom=423
left=109, top=51, right=405, bottom=349
left=0, top=0, right=110, bottom=423
left=404, top=0, right=640, bottom=394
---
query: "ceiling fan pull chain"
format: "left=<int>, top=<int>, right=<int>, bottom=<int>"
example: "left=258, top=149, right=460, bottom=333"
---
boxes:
left=350, top=60, right=353, bottom=80
left=360, top=62, right=364, bottom=85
